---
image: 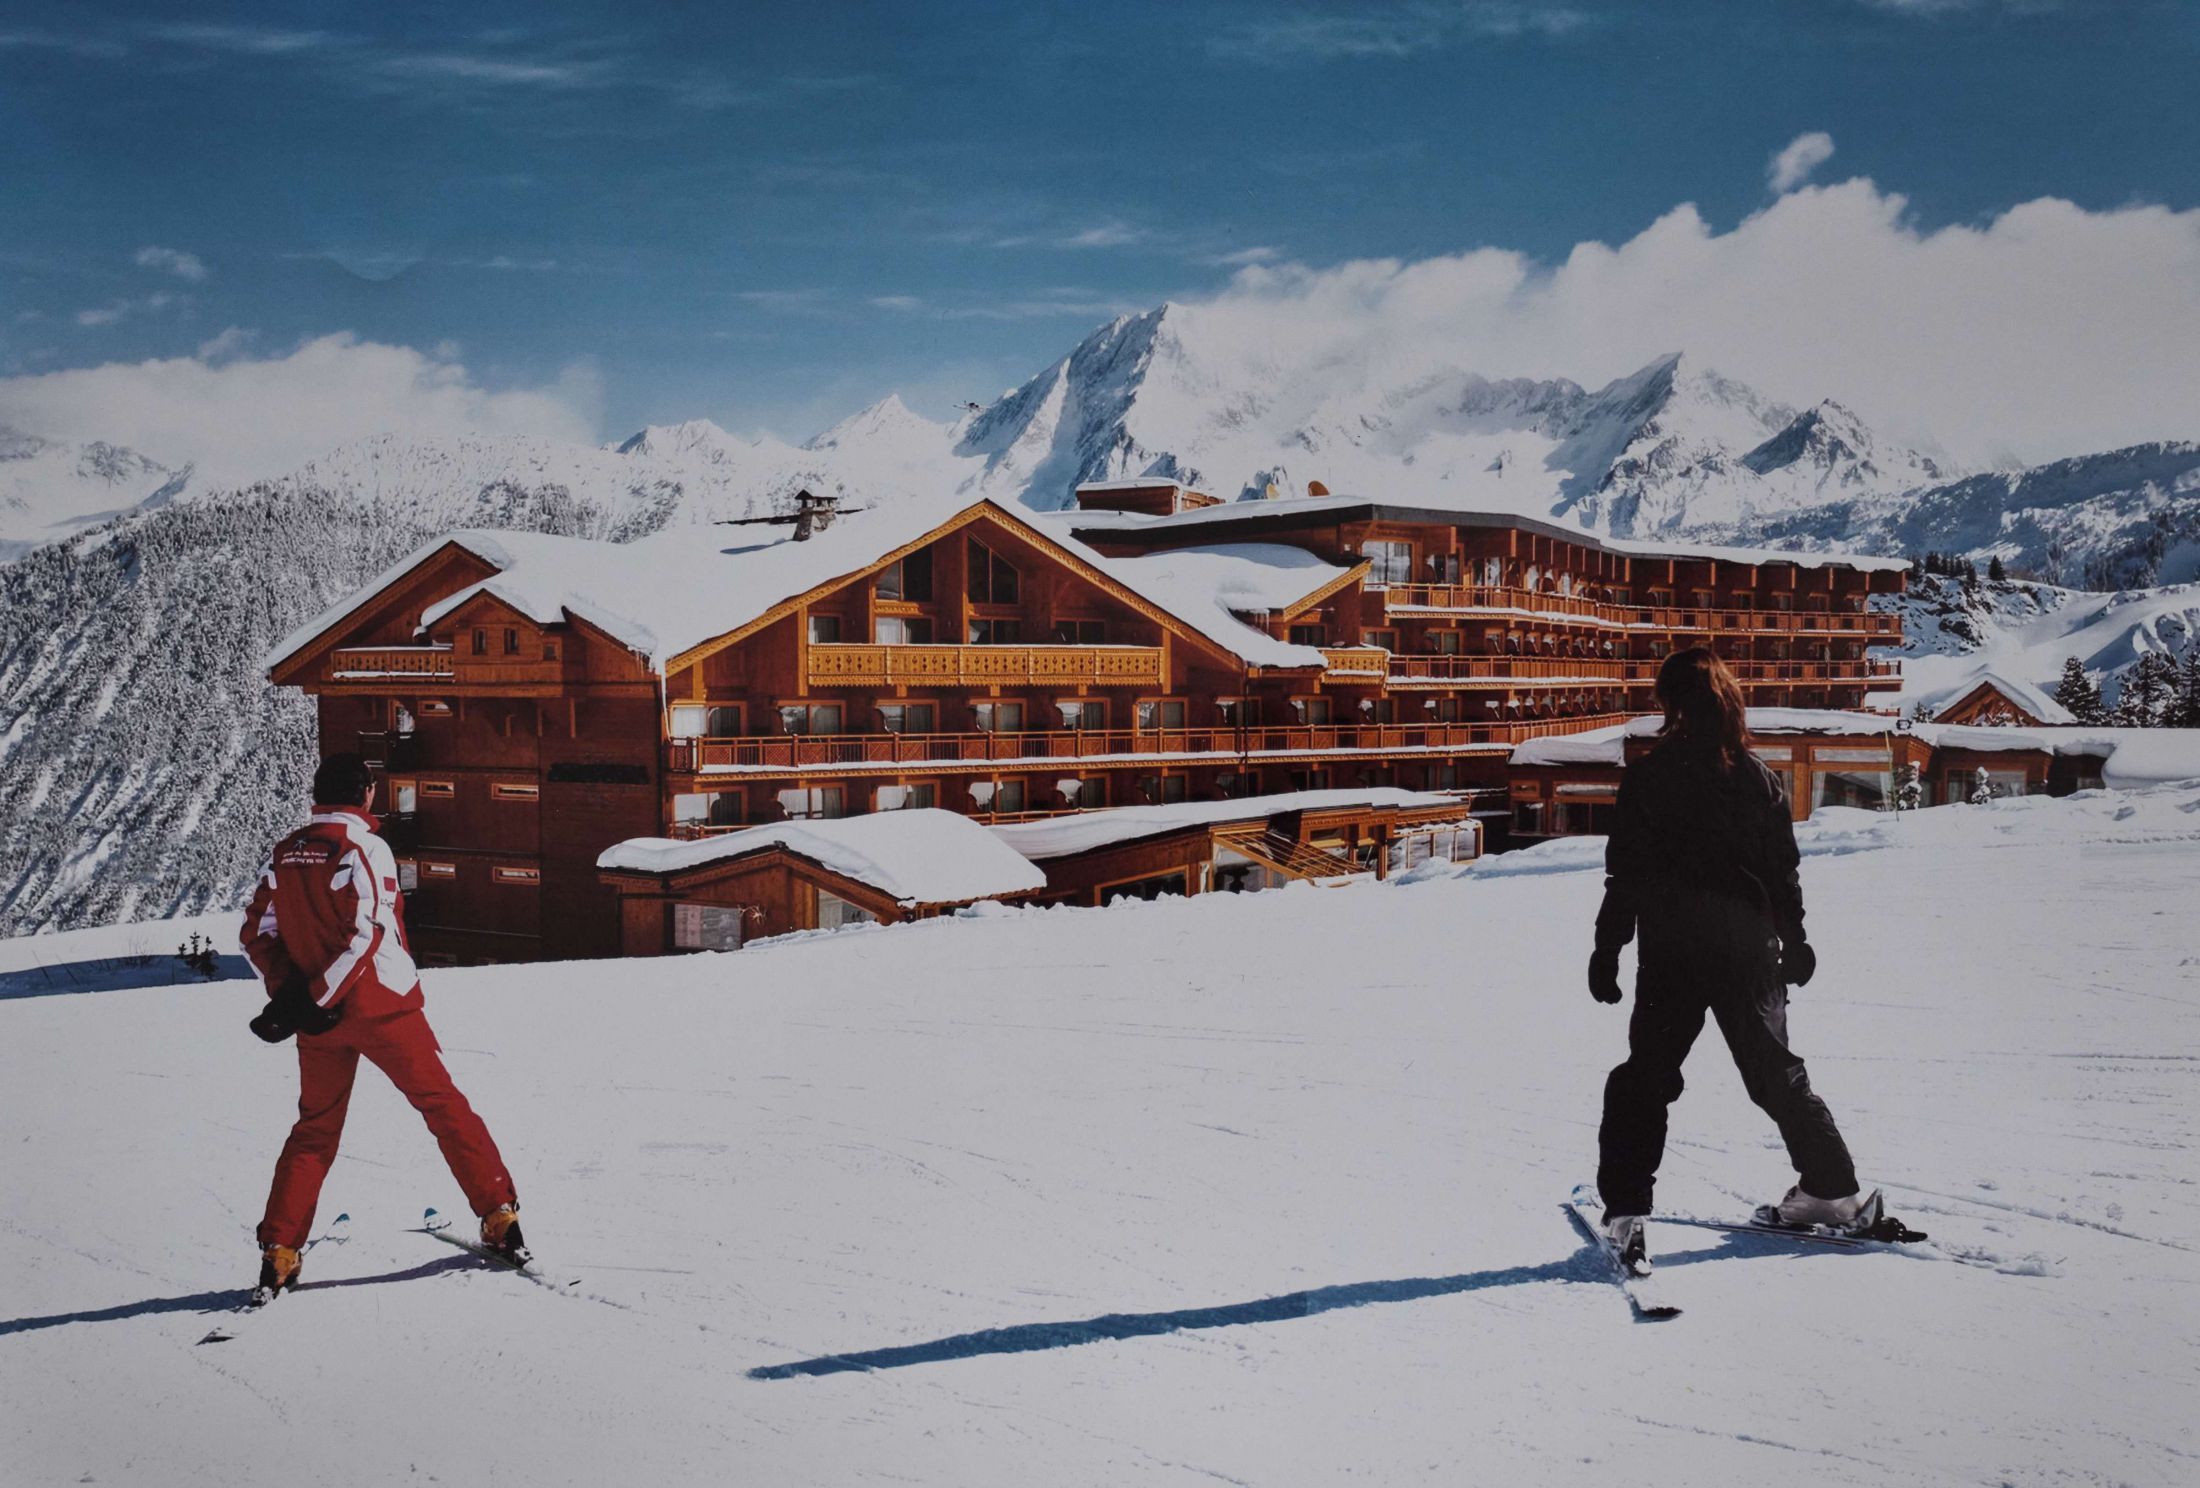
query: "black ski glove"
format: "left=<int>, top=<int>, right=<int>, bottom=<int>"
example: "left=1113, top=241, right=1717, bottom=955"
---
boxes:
left=1588, top=948, right=1623, bottom=1005
left=250, top=973, right=342, bottom=1043
left=1779, top=939, right=1817, bottom=989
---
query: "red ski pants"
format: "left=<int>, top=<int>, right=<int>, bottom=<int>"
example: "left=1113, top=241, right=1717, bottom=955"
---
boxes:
left=258, top=1004, right=515, bottom=1248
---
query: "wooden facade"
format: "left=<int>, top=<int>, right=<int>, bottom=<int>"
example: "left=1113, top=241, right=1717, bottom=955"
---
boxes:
left=269, top=492, right=1906, bottom=965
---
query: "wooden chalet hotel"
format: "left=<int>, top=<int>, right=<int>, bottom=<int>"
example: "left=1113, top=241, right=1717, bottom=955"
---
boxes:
left=265, top=480, right=1906, bottom=963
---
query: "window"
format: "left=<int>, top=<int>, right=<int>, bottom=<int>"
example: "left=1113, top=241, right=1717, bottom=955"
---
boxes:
left=1216, top=772, right=1254, bottom=799
left=669, top=705, right=707, bottom=739
left=874, top=616, right=934, bottom=645
left=777, top=703, right=842, bottom=735
left=1428, top=629, right=1462, bottom=655
left=1363, top=540, right=1413, bottom=585
left=389, top=780, right=419, bottom=815
left=1139, top=774, right=1188, bottom=804
left=1815, top=770, right=1890, bottom=811
left=1056, top=778, right=1106, bottom=808
left=777, top=786, right=844, bottom=820
left=1482, top=556, right=1504, bottom=586
left=877, top=783, right=936, bottom=810
left=673, top=902, right=743, bottom=952
left=817, top=892, right=878, bottom=931
left=492, top=866, right=540, bottom=886
left=503, top=628, right=520, bottom=656
left=1056, top=699, right=1106, bottom=730
left=876, top=548, right=933, bottom=602
left=1361, top=630, right=1398, bottom=651
left=1288, top=624, right=1327, bottom=645
left=967, top=539, right=1019, bottom=604
left=1430, top=553, right=1463, bottom=584
left=419, top=699, right=452, bottom=718
left=967, top=617, right=1024, bottom=645
left=471, top=629, right=488, bottom=656
left=878, top=702, right=936, bottom=734
left=673, top=792, right=710, bottom=826
left=396, top=859, right=420, bottom=892
left=1293, top=697, right=1334, bottom=725
left=707, top=705, right=743, bottom=736
left=1102, top=871, right=1188, bottom=905
left=542, top=640, right=559, bottom=661
left=973, top=701, right=1025, bottom=733
left=1052, top=619, right=1106, bottom=644
left=392, top=703, right=415, bottom=735
left=422, top=860, right=457, bottom=880
left=969, top=777, right=1027, bottom=813
left=490, top=782, right=538, bottom=802
left=419, top=780, right=455, bottom=799
left=708, top=793, right=744, bottom=827
left=807, top=614, right=843, bottom=644
left=1288, top=768, right=1331, bottom=792
left=1136, top=699, right=1186, bottom=730
left=1216, top=697, right=1260, bottom=726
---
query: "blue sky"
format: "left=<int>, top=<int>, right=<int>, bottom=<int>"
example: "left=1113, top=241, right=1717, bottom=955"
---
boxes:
left=3, top=1, right=2197, bottom=443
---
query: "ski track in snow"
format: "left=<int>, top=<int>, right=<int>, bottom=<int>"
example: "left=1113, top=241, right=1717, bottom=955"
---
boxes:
left=2, top=786, right=2198, bottom=1484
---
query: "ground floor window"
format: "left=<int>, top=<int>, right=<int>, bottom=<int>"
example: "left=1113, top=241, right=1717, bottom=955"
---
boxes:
left=1211, top=848, right=1286, bottom=895
left=1814, top=770, right=1890, bottom=811
left=1948, top=769, right=2031, bottom=802
left=673, top=902, right=744, bottom=952
left=1101, top=871, right=1189, bottom=906
left=817, top=891, right=878, bottom=931
left=1387, top=824, right=1478, bottom=875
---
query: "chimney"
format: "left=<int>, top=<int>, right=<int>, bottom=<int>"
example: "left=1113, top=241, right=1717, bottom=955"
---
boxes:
left=791, top=488, right=838, bottom=541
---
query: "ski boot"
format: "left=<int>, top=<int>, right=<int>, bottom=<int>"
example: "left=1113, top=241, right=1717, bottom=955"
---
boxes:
left=1605, top=1215, right=1651, bottom=1276
left=1758, top=1186, right=1881, bottom=1233
left=252, top=1243, right=303, bottom=1306
left=479, top=1203, right=530, bottom=1266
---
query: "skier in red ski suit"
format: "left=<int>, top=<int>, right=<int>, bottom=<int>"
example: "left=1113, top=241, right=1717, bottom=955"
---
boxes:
left=241, top=753, right=521, bottom=1294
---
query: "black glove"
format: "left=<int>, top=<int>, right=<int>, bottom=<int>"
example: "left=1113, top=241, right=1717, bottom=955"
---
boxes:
left=250, top=973, right=342, bottom=1043
left=1779, top=939, right=1816, bottom=989
left=1588, top=948, right=1623, bottom=1005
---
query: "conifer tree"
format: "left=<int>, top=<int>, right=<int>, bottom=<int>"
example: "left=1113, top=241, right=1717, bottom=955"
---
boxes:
left=1988, top=555, right=2007, bottom=582
left=2113, top=653, right=2178, bottom=727
left=2052, top=656, right=2104, bottom=725
left=2169, top=649, right=2200, bottom=729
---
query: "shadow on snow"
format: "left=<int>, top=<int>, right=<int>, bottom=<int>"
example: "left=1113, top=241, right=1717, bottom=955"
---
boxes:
left=0, top=1254, right=474, bottom=1337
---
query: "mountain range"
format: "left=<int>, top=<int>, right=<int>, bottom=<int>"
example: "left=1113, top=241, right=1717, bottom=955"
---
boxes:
left=3, top=303, right=2197, bottom=935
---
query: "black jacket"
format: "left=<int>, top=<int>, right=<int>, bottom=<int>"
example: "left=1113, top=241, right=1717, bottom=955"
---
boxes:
left=1593, top=739, right=1806, bottom=955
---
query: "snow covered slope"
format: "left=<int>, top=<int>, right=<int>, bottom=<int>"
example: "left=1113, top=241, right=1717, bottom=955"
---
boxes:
left=3, top=787, right=2196, bottom=1485
left=1886, top=572, right=2199, bottom=714
left=0, top=424, right=189, bottom=561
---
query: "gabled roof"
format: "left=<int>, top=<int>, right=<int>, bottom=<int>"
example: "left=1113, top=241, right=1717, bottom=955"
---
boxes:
left=1946, top=671, right=2078, bottom=726
left=597, top=809, right=1046, bottom=906
left=1078, top=542, right=1355, bottom=669
left=270, top=497, right=1329, bottom=681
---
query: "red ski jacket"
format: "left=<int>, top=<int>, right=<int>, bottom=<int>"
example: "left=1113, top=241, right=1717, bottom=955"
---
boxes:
left=241, top=806, right=421, bottom=1014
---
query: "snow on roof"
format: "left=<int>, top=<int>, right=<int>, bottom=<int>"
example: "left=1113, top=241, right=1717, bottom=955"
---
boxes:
left=1082, top=543, right=1346, bottom=669
left=1079, top=494, right=1908, bottom=574
left=1511, top=708, right=1911, bottom=767
left=261, top=529, right=548, bottom=674
left=989, top=787, right=1464, bottom=861
left=1074, top=477, right=1192, bottom=493
left=1954, top=671, right=2079, bottom=726
left=597, top=809, right=1046, bottom=906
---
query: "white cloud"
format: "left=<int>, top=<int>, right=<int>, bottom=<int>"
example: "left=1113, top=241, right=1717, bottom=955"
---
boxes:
left=0, top=333, right=602, bottom=485
left=135, top=245, right=209, bottom=281
left=1768, top=132, right=1836, bottom=194
left=1204, top=246, right=1284, bottom=267
left=1210, top=3, right=1587, bottom=63
left=194, top=326, right=255, bottom=361
left=1183, top=178, right=2200, bottom=465
left=75, top=293, right=178, bottom=328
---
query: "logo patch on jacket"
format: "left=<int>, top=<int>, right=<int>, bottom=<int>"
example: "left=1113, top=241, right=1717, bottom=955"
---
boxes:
left=277, top=838, right=338, bottom=868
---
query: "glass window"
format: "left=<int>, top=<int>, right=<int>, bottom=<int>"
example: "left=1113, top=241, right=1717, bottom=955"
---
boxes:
left=973, top=701, right=1025, bottom=733
left=391, top=781, right=419, bottom=815
left=874, top=616, right=934, bottom=645
left=1136, top=699, right=1186, bottom=730
left=1294, top=697, right=1334, bottom=725
left=776, top=703, right=842, bottom=735
left=503, top=628, right=520, bottom=655
left=877, top=549, right=933, bottom=602
left=1363, top=540, right=1413, bottom=585
left=1056, top=778, right=1106, bottom=808
left=817, top=892, right=879, bottom=931
left=673, top=792, right=709, bottom=825
left=673, top=902, right=743, bottom=952
left=776, top=786, right=844, bottom=820
left=1813, top=769, right=1889, bottom=811
left=879, top=703, right=936, bottom=734
left=877, top=783, right=937, bottom=810
left=1102, top=871, right=1189, bottom=905
left=807, top=614, right=843, bottom=644
left=1052, top=619, right=1106, bottom=644
left=1057, top=700, right=1106, bottom=730
left=1139, top=774, right=1188, bottom=804
left=706, top=705, right=742, bottom=736
left=708, top=793, right=744, bottom=826
left=968, top=617, right=1024, bottom=645
left=471, top=629, right=487, bottom=656
left=1288, top=623, right=1326, bottom=645
left=966, top=539, right=1019, bottom=605
left=396, top=859, right=420, bottom=892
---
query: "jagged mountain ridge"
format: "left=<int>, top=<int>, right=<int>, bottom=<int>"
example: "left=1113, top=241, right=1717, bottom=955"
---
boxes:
left=0, top=424, right=191, bottom=562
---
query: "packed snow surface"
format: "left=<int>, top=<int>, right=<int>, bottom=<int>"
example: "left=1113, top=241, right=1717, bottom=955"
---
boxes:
left=4, top=789, right=2196, bottom=1484
left=597, top=809, right=1046, bottom=905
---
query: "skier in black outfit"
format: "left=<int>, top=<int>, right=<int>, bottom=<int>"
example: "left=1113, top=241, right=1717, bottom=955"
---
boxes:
left=1590, top=646, right=1879, bottom=1267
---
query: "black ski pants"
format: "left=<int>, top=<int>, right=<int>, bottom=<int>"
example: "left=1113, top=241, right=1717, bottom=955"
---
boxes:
left=1597, top=893, right=1857, bottom=1220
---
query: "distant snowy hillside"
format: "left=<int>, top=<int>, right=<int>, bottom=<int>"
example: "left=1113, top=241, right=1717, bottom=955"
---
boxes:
left=0, top=424, right=190, bottom=561
left=1884, top=572, right=2199, bottom=713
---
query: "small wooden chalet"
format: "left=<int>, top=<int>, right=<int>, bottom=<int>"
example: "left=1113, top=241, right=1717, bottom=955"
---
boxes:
left=1932, top=672, right=2077, bottom=729
left=991, top=787, right=1478, bottom=907
left=596, top=809, right=1045, bottom=955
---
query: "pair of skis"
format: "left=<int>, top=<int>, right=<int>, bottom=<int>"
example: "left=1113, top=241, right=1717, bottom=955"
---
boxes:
left=196, top=1208, right=560, bottom=1344
left=1565, top=1185, right=1929, bottom=1320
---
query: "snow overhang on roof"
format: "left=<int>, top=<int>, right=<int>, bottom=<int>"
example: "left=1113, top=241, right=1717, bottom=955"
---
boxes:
left=989, top=786, right=1464, bottom=861
left=597, top=809, right=1047, bottom=907
left=1072, top=496, right=1909, bottom=575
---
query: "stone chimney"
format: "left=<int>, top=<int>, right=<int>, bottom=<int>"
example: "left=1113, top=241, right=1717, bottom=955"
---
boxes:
left=791, top=488, right=839, bottom=541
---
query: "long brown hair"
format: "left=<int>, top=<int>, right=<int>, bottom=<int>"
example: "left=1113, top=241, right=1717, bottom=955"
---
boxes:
left=1654, top=646, right=1750, bottom=768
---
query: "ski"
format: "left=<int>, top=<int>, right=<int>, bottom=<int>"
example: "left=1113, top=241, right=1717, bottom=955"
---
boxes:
left=1653, top=1207, right=1928, bottom=1250
left=1566, top=1186, right=1681, bottom=1321
left=196, top=1212, right=350, bottom=1344
left=413, top=1207, right=578, bottom=1295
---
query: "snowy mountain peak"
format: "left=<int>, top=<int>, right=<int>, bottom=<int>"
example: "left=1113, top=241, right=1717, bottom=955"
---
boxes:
left=0, top=424, right=186, bottom=559
left=1743, top=399, right=1946, bottom=490
left=802, top=393, right=944, bottom=453
left=611, top=418, right=755, bottom=465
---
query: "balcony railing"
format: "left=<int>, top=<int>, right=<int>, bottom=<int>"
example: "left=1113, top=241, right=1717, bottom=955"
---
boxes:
left=807, top=642, right=1166, bottom=688
left=1377, top=584, right=1899, bottom=637
left=666, top=713, right=1628, bottom=773
left=329, top=645, right=454, bottom=680
left=1382, top=655, right=1627, bottom=683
